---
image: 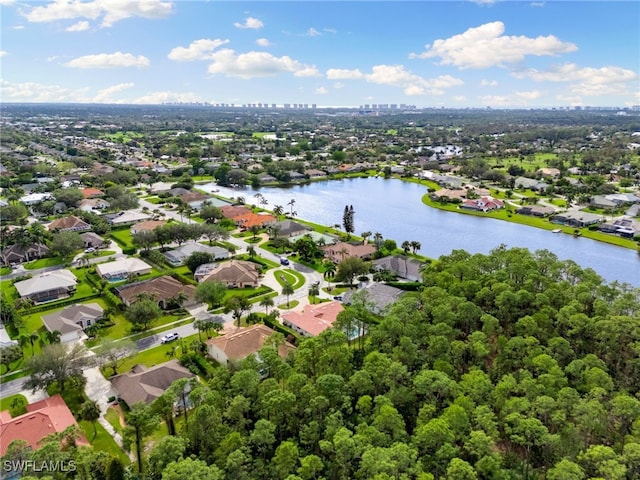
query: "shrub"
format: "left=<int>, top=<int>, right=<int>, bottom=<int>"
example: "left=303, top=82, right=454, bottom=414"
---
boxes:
left=122, top=247, right=137, bottom=255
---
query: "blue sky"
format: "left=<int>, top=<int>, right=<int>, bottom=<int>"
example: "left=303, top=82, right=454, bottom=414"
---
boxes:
left=1, top=1, right=638, bottom=108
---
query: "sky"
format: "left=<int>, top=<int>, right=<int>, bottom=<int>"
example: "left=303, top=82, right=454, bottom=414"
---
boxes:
left=1, top=0, right=639, bottom=109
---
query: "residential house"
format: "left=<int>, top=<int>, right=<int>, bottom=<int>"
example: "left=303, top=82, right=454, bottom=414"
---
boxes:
left=0, top=395, right=89, bottom=456
left=289, top=231, right=337, bottom=246
left=550, top=211, right=603, bottom=228
left=96, top=258, right=152, bottom=281
left=206, top=324, right=296, bottom=366
left=47, top=215, right=91, bottom=232
left=115, top=275, right=196, bottom=308
left=537, top=167, right=561, bottom=178
left=590, top=195, right=618, bottom=209
left=130, top=220, right=166, bottom=234
left=516, top=205, right=556, bottom=217
left=19, top=192, right=54, bottom=206
left=322, top=242, right=376, bottom=263
left=80, top=232, right=105, bottom=249
left=180, top=192, right=209, bottom=205
left=41, top=303, right=103, bottom=343
left=460, top=197, right=504, bottom=212
left=288, top=171, right=305, bottom=182
left=233, top=212, right=277, bottom=230
left=343, top=283, right=406, bottom=315
left=604, top=193, right=640, bottom=205
left=599, top=218, right=640, bottom=239
left=281, top=301, right=344, bottom=337
left=14, top=270, right=77, bottom=303
left=80, top=187, right=105, bottom=199
left=271, top=219, right=312, bottom=237
left=515, top=177, right=549, bottom=191
left=195, top=260, right=260, bottom=287
left=305, top=169, right=326, bottom=178
left=0, top=243, right=49, bottom=266
left=258, top=173, right=278, bottom=183
left=107, top=211, right=151, bottom=226
left=372, top=255, right=423, bottom=282
left=110, top=360, right=195, bottom=406
left=221, top=205, right=253, bottom=220
left=78, top=198, right=110, bottom=212
left=164, top=242, right=229, bottom=266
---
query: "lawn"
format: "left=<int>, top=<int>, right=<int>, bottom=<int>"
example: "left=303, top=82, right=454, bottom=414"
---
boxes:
left=109, top=229, right=135, bottom=248
left=115, top=333, right=200, bottom=374
left=0, top=266, right=10, bottom=275
left=105, top=406, right=125, bottom=436
left=278, top=300, right=299, bottom=310
left=23, top=256, right=67, bottom=270
left=274, top=269, right=305, bottom=290
left=0, top=394, right=27, bottom=416
left=78, top=420, right=130, bottom=465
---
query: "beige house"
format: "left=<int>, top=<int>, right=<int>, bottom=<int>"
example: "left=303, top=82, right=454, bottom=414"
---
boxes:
left=206, top=324, right=296, bottom=366
left=196, top=260, right=260, bottom=287
left=41, top=302, right=103, bottom=343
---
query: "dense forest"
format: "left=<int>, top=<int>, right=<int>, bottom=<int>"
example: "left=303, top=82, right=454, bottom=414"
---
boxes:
left=5, top=246, right=640, bottom=479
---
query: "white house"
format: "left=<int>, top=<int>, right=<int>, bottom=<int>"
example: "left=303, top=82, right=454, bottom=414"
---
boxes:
left=96, top=258, right=152, bottom=281
left=14, top=270, right=78, bottom=303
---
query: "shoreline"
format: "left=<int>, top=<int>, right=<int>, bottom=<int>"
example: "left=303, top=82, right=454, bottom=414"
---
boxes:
left=195, top=174, right=639, bottom=252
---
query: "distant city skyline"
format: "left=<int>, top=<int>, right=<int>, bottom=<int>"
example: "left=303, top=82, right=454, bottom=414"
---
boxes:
left=1, top=1, right=638, bottom=109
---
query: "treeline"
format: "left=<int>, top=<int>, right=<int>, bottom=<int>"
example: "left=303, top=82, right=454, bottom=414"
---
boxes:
left=5, top=246, right=640, bottom=479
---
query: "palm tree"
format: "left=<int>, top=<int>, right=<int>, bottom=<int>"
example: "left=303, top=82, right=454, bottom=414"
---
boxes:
left=282, top=283, right=294, bottom=308
left=308, top=283, right=320, bottom=304
left=323, top=261, right=337, bottom=284
left=410, top=240, right=422, bottom=254
left=271, top=204, right=283, bottom=218
left=401, top=241, right=411, bottom=254
left=247, top=245, right=256, bottom=259
left=193, top=319, right=207, bottom=341
left=80, top=400, right=101, bottom=440
left=287, top=198, right=296, bottom=216
left=373, top=232, right=384, bottom=251
left=224, top=296, right=251, bottom=330
left=170, top=292, right=188, bottom=309
left=45, top=330, right=61, bottom=344
left=77, top=256, right=90, bottom=269
left=260, top=296, right=274, bottom=314
left=360, top=231, right=372, bottom=244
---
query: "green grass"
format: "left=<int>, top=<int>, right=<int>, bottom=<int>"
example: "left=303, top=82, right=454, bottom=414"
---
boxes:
left=252, top=132, right=274, bottom=139
left=0, top=394, right=27, bottom=415
left=0, top=266, right=10, bottom=275
left=109, top=229, right=135, bottom=248
left=274, top=268, right=305, bottom=290
left=23, top=256, right=67, bottom=270
left=105, top=406, right=125, bottom=436
left=115, top=333, right=199, bottom=374
left=421, top=193, right=638, bottom=250
left=278, top=300, right=299, bottom=310
left=79, top=420, right=130, bottom=465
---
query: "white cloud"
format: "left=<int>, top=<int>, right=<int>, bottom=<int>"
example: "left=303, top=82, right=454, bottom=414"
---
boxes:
left=453, top=95, right=467, bottom=102
left=168, top=39, right=230, bottom=61
left=410, top=21, right=577, bottom=69
left=0, top=0, right=15, bottom=5
left=256, top=38, right=271, bottom=47
left=530, top=2, right=546, bottom=7
left=333, top=82, right=345, bottom=89
left=513, top=63, right=638, bottom=97
left=365, top=64, right=463, bottom=96
left=306, top=27, right=321, bottom=37
left=12, top=25, right=25, bottom=30
left=315, top=86, right=328, bottom=94
left=0, top=79, right=89, bottom=102
left=233, top=16, right=263, bottom=29
left=0, top=50, right=7, bottom=58
left=131, top=90, right=205, bottom=104
left=65, top=51, right=150, bottom=69
left=66, top=20, right=89, bottom=31
left=92, top=82, right=134, bottom=102
left=24, top=0, right=173, bottom=28
left=206, top=49, right=320, bottom=79
left=480, top=79, right=498, bottom=87
left=326, top=68, right=364, bottom=80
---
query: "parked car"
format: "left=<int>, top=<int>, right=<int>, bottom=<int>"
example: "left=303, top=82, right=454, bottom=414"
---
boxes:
left=333, top=295, right=343, bottom=301
left=160, top=332, right=179, bottom=344
left=84, top=247, right=96, bottom=253
left=279, top=257, right=290, bottom=266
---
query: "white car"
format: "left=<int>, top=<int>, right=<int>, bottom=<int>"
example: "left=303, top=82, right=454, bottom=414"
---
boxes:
left=84, top=247, right=96, bottom=253
left=160, top=332, right=179, bottom=344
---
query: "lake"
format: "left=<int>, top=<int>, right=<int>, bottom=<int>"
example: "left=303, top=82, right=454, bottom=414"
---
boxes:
left=198, top=177, right=640, bottom=286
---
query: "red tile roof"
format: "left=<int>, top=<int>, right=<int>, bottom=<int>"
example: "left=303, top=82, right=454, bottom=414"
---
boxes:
left=80, top=187, right=105, bottom=198
left=281, top=301, right=344, bottom=336
left=0, top=394, right=88, bottom=455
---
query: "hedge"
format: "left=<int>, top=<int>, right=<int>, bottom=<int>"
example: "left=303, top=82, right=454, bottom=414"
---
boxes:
left=262, top=317, right=300, bottom=345
left=385, top=281, right=423, bottom=291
